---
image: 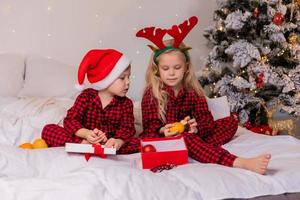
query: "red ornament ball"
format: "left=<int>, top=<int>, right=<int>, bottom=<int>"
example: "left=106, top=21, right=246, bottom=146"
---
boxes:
left=143, top=144, right=156, bottom=153
left=253, top=8, right=259, bottom=18
left=272, top=12, right=284, bottom=26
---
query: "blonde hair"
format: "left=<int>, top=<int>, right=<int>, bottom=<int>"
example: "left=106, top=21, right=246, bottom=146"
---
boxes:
left=145, top=39, right=204, bottom=122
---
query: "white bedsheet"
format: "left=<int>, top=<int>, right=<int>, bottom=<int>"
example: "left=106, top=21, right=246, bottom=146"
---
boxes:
left=0, top=97, right=299, bottom=200
left=0, top=127, right=299, bottom=200
left=0, top=97, right=73, bottom=145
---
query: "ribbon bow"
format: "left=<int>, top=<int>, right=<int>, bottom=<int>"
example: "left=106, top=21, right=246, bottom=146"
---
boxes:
left=84, top=144, right=107, bottom=161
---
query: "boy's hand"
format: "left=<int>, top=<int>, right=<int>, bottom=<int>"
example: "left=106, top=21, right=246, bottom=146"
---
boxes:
left=93, top=128, right=108, bottom=144
left=84, top=129, right=107, bottom=144
left=81, top=139, right=90, bottom=144
left=104, top=138, right=124, bottom=150
left=184, top=116, right=198, bottom=133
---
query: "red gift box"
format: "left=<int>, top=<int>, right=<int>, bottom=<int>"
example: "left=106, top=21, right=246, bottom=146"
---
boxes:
left=141, top=136, right=188, bottom=169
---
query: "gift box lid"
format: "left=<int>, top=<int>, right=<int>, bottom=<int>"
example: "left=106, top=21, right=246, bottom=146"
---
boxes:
left=65, top=143, right=116, bottom=155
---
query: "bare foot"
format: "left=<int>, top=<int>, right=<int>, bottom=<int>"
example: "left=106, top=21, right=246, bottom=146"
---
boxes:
left=233, top=154, right=271, bottom=175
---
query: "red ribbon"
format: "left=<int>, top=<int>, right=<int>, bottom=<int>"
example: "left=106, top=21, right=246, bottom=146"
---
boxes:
left=84, top=144, right=107, bottom=161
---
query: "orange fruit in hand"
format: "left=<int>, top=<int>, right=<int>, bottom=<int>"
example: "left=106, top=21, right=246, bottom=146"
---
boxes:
left=19, top=143, right=33, bottom=149
left=32, top=138, right=48, bottom=149
left=169, top=122, right=185, bottom=134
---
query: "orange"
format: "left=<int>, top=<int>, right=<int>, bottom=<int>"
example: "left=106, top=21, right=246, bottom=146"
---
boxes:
left=32, top=138, right=48, bottom=149
left=19, top=143, right=33, bottom=149
left=169, top=122, right=185, bottom=134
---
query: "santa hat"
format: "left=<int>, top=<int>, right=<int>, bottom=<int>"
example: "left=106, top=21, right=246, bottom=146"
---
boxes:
left=75, top=49, right=131, bottom=90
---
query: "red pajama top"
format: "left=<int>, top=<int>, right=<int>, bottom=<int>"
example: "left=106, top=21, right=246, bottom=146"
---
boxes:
left=64, top=88, right=135, bottom=140
left=141, top=86, right=215, bottom=138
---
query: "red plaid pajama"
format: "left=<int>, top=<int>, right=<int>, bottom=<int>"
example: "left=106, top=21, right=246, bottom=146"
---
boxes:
left=42, top=88, right=135, bottom=147
left=120, top=87, right=238, bottom=167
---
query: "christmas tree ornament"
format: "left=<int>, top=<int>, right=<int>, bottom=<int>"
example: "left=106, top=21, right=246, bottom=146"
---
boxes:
left=272, top=12, right=284, bottom=25
left=268, top=116, right=294, bottom=136
left=143, top=144, right=156, bottom=153
left=262, top=46, right=271, bottom=55
left=288, top=33, right=299, bottom=44
left=249, top=124, right=274, bottom=135
left=221, top=7, right=229, bottom=15
left=277, top=49, right=285, bottom=56
left=263, top=104, right=295, bottom=136
left=294, top=0, right=300, bottom=7
left=260, top=55, right=269, bottom=63
left=253, top=7, right=259, bottom=18
left=216, top=20, right=225, bottom=32
left=294, top=92, right=300, bottom=103
left=256, top=73, right=264, bottom=89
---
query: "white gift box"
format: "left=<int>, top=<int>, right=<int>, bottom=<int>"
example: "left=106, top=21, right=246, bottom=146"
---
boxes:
left=65, top=143, right=116, bottom=155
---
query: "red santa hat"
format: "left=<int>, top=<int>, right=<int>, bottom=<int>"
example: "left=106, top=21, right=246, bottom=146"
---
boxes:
left=75, top=49, right=131, bottom=90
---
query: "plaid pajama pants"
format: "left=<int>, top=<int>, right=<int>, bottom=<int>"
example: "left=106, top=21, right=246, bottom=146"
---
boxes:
left=119, top=116, right=238, bottom=167
left=42, top=124, right=140, bottom=154
left=42, top=124, right=82, bottom=147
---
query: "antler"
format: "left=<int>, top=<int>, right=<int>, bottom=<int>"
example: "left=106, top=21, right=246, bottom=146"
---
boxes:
left=136, top=27, right=167, bottom=49
left=167, top=16, right=198, bottom=48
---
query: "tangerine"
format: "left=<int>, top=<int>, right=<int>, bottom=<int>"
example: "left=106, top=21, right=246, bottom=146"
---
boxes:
left=19, top=143, right=33, bottom=149
left=169, top=122, right=185, bottom=134
left=32, top=138, right=48, bottom=149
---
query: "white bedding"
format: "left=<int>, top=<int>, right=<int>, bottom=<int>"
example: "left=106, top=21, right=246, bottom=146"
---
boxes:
left=0, top=97, right=73, bottom=145
left=0, top=97, right=299, bottom=200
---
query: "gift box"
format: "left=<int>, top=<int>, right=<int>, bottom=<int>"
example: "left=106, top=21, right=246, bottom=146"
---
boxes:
left=65, top=143, right=116, bottom=154
left=65, top=143, right=116, bottom=161
left=141, top=136, right=188, bottom=169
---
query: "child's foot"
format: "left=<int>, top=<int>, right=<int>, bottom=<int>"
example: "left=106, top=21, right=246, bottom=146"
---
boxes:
left=233, top=154, right=271, bottom=175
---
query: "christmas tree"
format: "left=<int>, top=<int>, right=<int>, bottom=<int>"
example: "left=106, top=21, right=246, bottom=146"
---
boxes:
left=199, top=0, right=300, bottom=129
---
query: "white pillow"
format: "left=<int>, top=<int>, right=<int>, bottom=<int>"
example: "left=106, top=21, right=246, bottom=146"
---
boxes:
left=18, top=56, right=78, bottom=98
left=0, top=53, right=25, bottom=96
left=206, top=96, right=231, bottom=120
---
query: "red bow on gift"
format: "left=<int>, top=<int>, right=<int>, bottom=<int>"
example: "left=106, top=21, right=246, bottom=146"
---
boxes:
left=84, top=144, right=107, bottom=161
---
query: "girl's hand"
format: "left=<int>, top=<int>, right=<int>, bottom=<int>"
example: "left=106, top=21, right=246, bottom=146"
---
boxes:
left=104, top=138, right=124, bottom=150
left=184, top=116, right=198, bottom=133
left=161, top=124, right=180, bottom=137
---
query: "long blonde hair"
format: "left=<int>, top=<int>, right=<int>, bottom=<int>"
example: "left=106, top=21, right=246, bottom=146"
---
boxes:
left=145, top=40, right=204, bottom=122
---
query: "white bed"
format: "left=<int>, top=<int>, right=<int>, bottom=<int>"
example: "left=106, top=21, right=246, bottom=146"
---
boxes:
left=0, top=53, right=300, bottom=200
left=0, top=125, right=300, bottom=200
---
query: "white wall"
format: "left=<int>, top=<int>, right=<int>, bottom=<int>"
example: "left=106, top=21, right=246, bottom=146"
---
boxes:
left=0, top=0, right=216, bottom=100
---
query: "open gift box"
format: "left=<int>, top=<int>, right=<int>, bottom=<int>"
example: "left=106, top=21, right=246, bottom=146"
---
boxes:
left=140, top=136, right=188, bottom=169
left=65, top=143, right=116, bottom=161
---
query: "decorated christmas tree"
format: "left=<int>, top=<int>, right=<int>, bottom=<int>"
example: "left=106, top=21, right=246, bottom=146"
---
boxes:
left=199, top=0, right=300, bottom=133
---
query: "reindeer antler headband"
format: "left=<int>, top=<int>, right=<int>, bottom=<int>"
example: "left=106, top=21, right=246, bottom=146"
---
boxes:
left=136, top=16, right=198, bottom=64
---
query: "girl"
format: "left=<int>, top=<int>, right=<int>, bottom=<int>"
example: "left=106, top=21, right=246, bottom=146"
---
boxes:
left=128, top=16, right=271, bottom=174
left=140, top=39, right=271, bottom=174
left=42, top=49, right=135, bottom=151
